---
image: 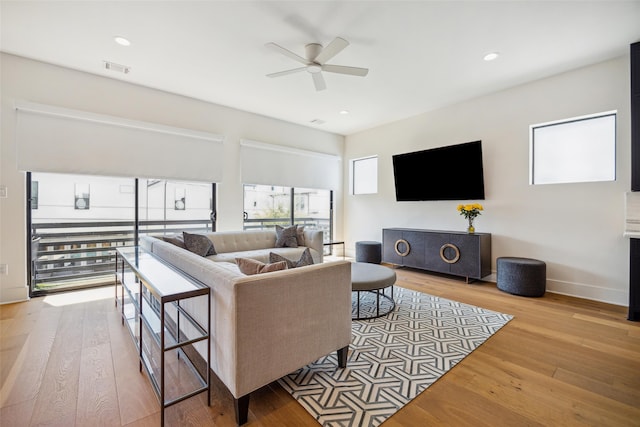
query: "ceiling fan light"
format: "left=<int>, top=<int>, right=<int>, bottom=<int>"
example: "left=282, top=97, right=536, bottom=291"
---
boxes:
left=114, top=36, right=131, bottom=46
left=307, top=64, right=322, bottom=74
left=483, top=52, right=499, bottom=61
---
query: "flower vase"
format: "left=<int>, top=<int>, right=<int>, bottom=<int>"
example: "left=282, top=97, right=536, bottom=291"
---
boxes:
left=467, top=218, right=475, bottom=234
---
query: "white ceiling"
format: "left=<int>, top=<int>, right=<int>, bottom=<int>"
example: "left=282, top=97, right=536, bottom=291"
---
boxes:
left=2, top=1, right=640, bottom=136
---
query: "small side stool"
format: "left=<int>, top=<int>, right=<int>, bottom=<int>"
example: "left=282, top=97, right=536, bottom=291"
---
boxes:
left=497, top=257, right=546, bottom=297
left=355, top=241, right=382, bottom=264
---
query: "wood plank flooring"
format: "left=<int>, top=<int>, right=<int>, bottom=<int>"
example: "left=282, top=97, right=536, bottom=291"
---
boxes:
left=1, top=267, right=639, bottom=426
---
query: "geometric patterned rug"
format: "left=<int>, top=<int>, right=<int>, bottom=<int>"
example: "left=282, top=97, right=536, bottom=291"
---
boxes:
left=278, top=286, right=513, bottom=426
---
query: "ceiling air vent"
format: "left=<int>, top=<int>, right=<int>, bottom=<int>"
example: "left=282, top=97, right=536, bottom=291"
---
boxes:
left=310, top=119, right=326, bottom=125
left=103, top=60, right=131, bottom=74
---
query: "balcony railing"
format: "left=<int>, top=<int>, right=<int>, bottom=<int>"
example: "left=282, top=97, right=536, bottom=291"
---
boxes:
left=243, top=217, right=330, bottom=234
left=31, top=219, right=211, bottom=293
left=31, top=217, right=331, bottom=294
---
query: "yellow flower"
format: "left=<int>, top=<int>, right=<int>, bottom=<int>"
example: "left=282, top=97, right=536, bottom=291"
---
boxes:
left=464, top=204, right=474, bottom=211
left=456, top=204, right=464, bottom=212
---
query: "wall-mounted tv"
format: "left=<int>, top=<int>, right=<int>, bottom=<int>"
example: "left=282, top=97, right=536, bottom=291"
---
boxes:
left=392, top=140, right=485, bottom=201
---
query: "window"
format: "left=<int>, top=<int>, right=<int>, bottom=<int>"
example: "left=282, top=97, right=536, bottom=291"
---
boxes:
left=530, top=111, right=616, bottom=185
left=243, top=184, right=332, bottom=243
left=351, top=156, right=378, bottom=194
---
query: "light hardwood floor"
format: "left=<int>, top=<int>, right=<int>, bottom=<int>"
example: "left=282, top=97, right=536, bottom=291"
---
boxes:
left=1, top=267, right=639, bottom=426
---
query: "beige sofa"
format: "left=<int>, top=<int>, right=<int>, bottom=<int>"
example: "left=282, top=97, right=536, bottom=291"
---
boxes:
left=140, top=230, right=352, bottom=425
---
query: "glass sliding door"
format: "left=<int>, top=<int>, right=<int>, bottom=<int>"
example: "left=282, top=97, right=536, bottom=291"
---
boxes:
left=138, top=179, right=216, bottom=236
left=243, top=184, right=333, bottom=246
left=29, top=172, right=136, bottom=295
left=28, top=173, right=217, bottom=296
left=293, top=187, right=331, bottom=240
left=243, top=185, right=292, bottom=230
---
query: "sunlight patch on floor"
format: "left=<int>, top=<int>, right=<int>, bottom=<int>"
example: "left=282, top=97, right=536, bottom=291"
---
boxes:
left=43, top=286, right=113, bottom=307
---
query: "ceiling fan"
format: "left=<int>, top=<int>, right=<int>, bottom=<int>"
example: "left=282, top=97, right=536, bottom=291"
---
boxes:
left=265, top=37, right=369, bottom=91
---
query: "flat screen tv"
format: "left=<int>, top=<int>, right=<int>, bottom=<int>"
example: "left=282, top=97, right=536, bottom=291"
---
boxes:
left=392, top=140, right=485, bottom=201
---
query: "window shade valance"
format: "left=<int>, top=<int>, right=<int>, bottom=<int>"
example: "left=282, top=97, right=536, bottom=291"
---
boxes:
left=15, top=102, right=224, bottom=182
left=240, top=139, right=341, bottom=190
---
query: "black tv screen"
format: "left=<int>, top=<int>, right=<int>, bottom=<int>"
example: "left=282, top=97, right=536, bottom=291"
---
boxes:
left=392, top=141, right=485, bottom=201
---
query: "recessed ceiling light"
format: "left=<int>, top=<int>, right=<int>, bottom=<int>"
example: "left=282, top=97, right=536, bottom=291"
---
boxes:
left=114, top=36, right=131, bottom=46
left=483, top=52, right=499, bottom=61
left=340, top=110, right=350, bottom=115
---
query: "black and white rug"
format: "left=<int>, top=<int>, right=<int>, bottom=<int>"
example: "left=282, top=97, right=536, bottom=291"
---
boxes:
left=278, top=286, right=513, bottom=427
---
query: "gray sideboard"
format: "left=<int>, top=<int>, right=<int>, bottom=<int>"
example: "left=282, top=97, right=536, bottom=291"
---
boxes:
left=382, top=228, right=491, bottom=282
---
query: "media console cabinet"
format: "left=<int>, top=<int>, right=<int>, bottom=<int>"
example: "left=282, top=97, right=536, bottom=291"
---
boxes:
left=382, top=228, right=491, bottom=282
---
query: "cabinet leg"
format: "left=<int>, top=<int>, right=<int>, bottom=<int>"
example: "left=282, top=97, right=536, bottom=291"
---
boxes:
left=234, top=395, right=250, bottom=425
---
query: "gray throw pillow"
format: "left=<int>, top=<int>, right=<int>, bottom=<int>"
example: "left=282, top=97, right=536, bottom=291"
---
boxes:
left=163, top=234, right=186, bottom=249
left=275, top=224, right=299, bottom=248
left=236, top=258, right=287, bottom=275
left=295, top=225, right=306, bottom=246
left=269, top=248, right=314, bottom=268
left=183, top=232, right=216, bottom=257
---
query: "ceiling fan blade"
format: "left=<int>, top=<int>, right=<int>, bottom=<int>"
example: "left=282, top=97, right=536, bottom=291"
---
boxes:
left=266, top=67, right=307, bottom=78
left=314, top=37, right=349, bottom=64
left=265, top=42, right=308, bottom=65
left=321, top=64, right=369, bottom=77
left=312, top=72, right=326, bottom=91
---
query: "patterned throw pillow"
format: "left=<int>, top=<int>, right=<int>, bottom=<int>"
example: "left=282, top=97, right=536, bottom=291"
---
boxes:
left=183, top=232, right=216, bottom=257
left=269, top=248, right=314, bottom=269
left=275, top=225, right=299, bottom=248
left=295, top=225, right=306, bottom=246
left=236, top=258, right=287, bottom=275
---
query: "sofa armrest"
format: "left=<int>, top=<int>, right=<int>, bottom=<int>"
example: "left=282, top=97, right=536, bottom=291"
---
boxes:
left=303, top=230, right=324, bottom=263
left=232, top=260, right=351, bottom=398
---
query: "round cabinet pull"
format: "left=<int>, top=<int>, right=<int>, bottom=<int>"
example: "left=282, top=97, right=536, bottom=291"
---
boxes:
left=394, top=239, right=410, bottom=257
left=440, top=243, right=460, bottom=264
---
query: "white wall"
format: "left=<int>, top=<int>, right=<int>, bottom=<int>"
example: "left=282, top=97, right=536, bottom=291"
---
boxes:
left=0, top=53, right=344, bottom=303
left=344, top=56, right=631, bottom=306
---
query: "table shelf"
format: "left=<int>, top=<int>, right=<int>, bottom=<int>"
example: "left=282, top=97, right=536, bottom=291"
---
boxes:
left=115, top=246, right=210, bottom=426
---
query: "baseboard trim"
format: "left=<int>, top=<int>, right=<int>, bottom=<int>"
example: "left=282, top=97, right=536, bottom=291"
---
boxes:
left=483, top=271, right=627, bottom=307
left=0, top=286, right=30, bottom=305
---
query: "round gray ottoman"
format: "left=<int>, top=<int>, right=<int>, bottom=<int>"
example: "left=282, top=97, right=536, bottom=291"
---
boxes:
left=497, top=257, right=546, bottom=297
left=355, top=241, right=382, bottom=264
left=351, top=262, right=396, bottom=320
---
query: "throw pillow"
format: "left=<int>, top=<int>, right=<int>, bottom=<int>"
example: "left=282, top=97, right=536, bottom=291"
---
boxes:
left=295, top=225, right=306, bottom=246
left=183, top=232, right=216, bottom=257
left=275, top=224, right=298, bottom=248
left=236, top=258, right=287, bottom=275
left=269, top=248, right=314, bottom=269
left=163, top=234, right=186, bottom=249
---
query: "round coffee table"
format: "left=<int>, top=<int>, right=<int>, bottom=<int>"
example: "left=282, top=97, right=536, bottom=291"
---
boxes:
left=351, top=262, right=396, bottom=320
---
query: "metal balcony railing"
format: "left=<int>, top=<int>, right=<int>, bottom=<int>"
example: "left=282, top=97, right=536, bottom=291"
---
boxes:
left=31, top=219, right=212, bottom=293
left=243, top=217, right=330, bottom=233
left=31, top=217, right=331, bottom=294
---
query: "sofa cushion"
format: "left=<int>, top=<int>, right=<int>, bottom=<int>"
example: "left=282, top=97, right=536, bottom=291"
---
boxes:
left=275, top=225, right=298, bottom=248
left=183, top=232, right=216, bottom=256
left=236, top=258, right=287, bottom=275
left=269, top=248, right=314, bottom=269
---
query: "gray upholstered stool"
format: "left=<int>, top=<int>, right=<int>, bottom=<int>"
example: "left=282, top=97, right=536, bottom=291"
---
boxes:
left=497, top=257, right=546, bottom=297
left=355, top=241, right=382, bottom=264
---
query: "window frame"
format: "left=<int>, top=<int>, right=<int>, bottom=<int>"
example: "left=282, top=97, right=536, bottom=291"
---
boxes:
left=351, top=155, right=378, bottom=195
left=529, top=111, right=617, bottom=185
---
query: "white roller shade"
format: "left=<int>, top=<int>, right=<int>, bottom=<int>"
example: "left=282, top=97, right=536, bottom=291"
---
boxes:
left=15, top=102, right=224, bottom=182
left=240, top=139, right=341, bottom=190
